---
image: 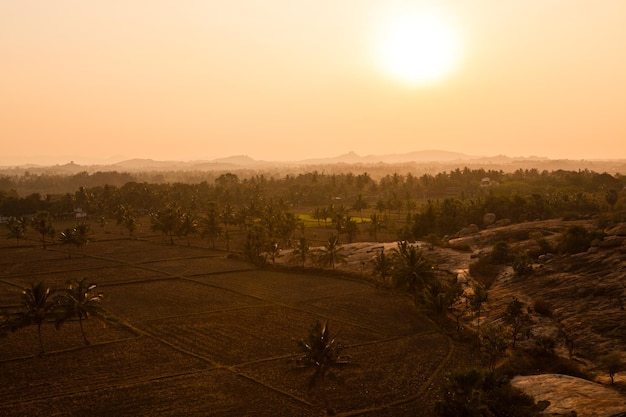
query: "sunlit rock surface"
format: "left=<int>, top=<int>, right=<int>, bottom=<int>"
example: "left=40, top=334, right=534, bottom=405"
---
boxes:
left=511, top=374, right=626, bottom=417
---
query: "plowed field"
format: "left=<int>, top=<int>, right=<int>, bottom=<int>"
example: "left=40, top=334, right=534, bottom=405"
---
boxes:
left=0, top=237, right=464, bottom=416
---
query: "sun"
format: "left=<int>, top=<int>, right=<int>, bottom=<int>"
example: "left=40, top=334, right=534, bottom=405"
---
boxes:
left=375, top=11, right=461, bottom=85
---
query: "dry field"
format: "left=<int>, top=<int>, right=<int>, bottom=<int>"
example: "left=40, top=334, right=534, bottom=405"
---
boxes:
left=0, top=232, right=465, bottom=416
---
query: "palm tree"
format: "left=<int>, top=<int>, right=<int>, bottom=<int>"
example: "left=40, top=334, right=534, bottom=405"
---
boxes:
left=469, top=283, right=489, bottom=339
left=178, top=211, right=198, bottom=246
left=352, top=194, right=369, bottom=221
left=368, top=213, right=384, bottom=241
left=150, top=205, right=182, bottom=245
left=13, top=282, right=54, bottom=354
left=200, top=206, right=222, bottom=249
left=54, top=278, right=106, bottom=345
left=59, top=228, right=80, bottom=258
left=265, top=240, right=281, bottom=265
left=390, top=241, right=435, bottom=305
left=293, top=321, right=351, bottom=413
left=316, top=235, right=347, bottom=270
left=5, top=216, right=26, bottom=246
left=370, top=249, right=392, bottom=284
left=32, top=211, right=55, bottom=249
left=290, top=236, right=311, bottom=267
left=73, top=222, right=91, bottom=251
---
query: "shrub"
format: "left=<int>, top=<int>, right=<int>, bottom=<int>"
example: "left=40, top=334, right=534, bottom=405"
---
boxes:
left=435, top=368, right=541, bottom=417
left=512, top=253, right=533, bottom=276
left=491, top=241, right=511, bottom=263
left=559, top=225, right=592, bottom=254
left=533, top=299, right=553, bottom=318
left=469, top=256, right=499, bottom=289
left=534, top=336, right=556, bottom=356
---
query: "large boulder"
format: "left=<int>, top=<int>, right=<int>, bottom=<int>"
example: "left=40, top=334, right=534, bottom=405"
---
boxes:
left=483, top=212, right=496, bottom=226
left=457, top=224, right=479, bottom=237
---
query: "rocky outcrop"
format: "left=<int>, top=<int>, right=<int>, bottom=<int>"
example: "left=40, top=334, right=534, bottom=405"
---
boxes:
left=511, top=374, right=626, bottom=417
left=606, top=223, right=626, bottom=236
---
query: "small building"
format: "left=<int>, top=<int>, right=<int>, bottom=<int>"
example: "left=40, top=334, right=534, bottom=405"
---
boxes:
left=74, top=208, right=87, bottom=219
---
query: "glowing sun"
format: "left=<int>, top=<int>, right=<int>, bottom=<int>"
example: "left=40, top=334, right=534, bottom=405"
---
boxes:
left=375, top=11, right=461, bottom=85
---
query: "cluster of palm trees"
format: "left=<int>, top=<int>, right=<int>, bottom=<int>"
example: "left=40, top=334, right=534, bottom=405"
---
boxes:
left=58, top=222, right=91, bottom=257
left=1, top=278, right=114, bottom=355
left=5, top=212, right=55, bottom=247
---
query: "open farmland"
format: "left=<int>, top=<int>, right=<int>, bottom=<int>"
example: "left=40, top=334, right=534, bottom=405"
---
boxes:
left=0, top=234, right=465, bottom=416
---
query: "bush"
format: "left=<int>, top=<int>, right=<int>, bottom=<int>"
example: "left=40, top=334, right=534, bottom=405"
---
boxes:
left=512, top=253, right=533, bottom=276
left=533, top=299, right=553, bottom=318
left=469, top=256, right=499, bottom=289
left=435, top=368, right=541, bottom=417
left=534, top=336, right=556, bottom=356
left=491, top=241, right=511, bottom=263
left=559, top=225, right=592, bottom=254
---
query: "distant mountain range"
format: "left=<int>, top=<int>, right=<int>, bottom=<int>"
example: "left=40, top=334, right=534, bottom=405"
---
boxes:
left=3, top=150, right=626, bottom=175
left=109, top=150, right=548, bottom=171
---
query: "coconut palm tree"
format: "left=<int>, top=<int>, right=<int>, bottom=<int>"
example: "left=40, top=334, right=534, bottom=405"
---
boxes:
left=54, top=278, right=106, bottom=345
left=150, top=205, right=182, bottom=245
left=290, top=236, right=311, bottom=267
left=370, top=249, right=392, bottom=284
left=368, top=213, right=384, bottom=241
left=351, top=194, right=369, bottom=221
left=5, top=216, right=26, bottom=246
left=390, top=241, right=435, bottom=305
left=264, top=240, right=281, bottom=265
left=73, top=222, right=92, bottom=251
left=316, top=235, right=347, bottom=270
left=200, top=206, right=222, bottom=249
left=293, top=321, right=351, bottom=413
left=59, top=227, right=79, bottom=258
left=13, top=282, right=54, bottom=354
left=32, top=211, right=55, bottom=249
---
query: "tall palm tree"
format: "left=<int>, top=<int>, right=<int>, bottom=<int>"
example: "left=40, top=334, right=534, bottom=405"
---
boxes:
left=352, top=194, right=369, bottom=221
left=368, top=213, right=384, bottom=241
left=293, top=321, right=351, bottom=413
left=5, top=216, right=26, bottom=246
left=59, top=227, right=79, bottom=258
left=370, top=249, right=392, bottom=284
left=200, top=207, right=222, bottom=249
left=290, top=236, right=311, bottom=267
left=390, top=241, right=435, bottom=305
left=316, top=235, right=347, bottom=270
left=54, top=278, right=106, bottom=345
left=73, top=222, right=91, bottom=251
left=32, top=211, right=55, bottom=249
left=14, top=282, right=54, bottom=354
left=150, top=205, right=182, bottom=245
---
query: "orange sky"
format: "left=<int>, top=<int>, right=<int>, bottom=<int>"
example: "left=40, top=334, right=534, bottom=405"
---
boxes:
left=2, top=1, right=625, bottom=165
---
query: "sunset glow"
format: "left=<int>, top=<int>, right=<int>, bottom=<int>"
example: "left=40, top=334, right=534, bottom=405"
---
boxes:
left=375, top=11, right=461, bottom=85
left=1, top=1, right=626, bottom=164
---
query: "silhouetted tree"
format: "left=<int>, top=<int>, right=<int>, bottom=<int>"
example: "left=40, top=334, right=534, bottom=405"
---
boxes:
left=32, top=211, right=55, bottom=249
left=315, top=235, right=347, bottom=270
left=54, top=278, right=106, bottom=345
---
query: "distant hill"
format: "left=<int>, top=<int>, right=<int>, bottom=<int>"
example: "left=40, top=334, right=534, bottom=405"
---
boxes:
left=2, top=150, right=625, bottom=176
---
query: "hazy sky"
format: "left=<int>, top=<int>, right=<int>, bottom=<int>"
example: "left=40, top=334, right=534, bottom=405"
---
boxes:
left=2, top=0, right=625, bottom=165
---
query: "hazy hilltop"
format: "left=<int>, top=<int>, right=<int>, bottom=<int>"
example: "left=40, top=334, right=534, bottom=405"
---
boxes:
left=1, top=150, right=625, bottom=178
